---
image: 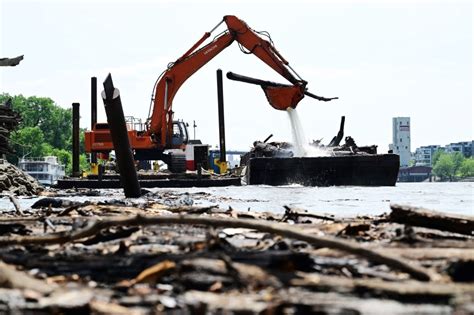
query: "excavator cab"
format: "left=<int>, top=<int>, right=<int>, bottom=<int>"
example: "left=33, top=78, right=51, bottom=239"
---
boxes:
left=171, top=120, right=189, bottom=147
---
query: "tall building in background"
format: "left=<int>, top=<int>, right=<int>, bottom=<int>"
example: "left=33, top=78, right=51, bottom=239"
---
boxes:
left=389, top=117, right=411, bottom=167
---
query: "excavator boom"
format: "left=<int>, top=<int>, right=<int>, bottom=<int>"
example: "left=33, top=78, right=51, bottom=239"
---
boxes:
left=85, top=15, right=334, bottom=161
left=149, top=15, right=307, bottom=147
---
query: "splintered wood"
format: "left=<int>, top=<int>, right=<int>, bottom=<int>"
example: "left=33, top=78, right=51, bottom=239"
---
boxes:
left=0, top=191, right=473, bottom=314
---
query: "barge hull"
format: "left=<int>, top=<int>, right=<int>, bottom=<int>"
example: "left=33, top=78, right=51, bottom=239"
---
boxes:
left=247, top=154, right=399, bottom=186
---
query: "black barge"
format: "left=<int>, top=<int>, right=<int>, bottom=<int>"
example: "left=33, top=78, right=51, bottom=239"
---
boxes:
left=246, top=154, right=399, bottom=186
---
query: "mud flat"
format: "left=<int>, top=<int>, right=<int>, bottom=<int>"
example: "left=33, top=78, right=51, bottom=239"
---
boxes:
left=0, top=189, right=472, bottom=314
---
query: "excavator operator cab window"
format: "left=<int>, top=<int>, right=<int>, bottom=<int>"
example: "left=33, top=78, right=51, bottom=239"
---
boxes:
left=171, top=121, right=189, bottom=146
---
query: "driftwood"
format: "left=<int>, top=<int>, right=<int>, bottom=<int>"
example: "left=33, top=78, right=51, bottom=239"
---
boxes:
left=0, top=196, right=472, bottom=313
left=292, top=272, right=474, bottom=301
left=5, top=194, right=24, bottom=216
left=0, top=260, right=55, bottom=294
left=390, top=204, right=474, bottom=236
left=282, top=205, right=337, bottom=222
left=0, top=214, right=434, bottom=281
left=181, top=288, right=455, bottom=314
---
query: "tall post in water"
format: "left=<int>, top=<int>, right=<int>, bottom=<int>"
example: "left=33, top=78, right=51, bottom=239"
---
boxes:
left=216, top=69, right=226, bottom=167
left=72, top=102, right=80, bottom=177
left=101, top=74, right=141, bottom=198
left=90, top=77, right=98, bottom=165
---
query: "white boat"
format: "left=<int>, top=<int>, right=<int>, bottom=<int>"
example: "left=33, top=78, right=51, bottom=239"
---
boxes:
left=18, top=156, right=65, bottom=185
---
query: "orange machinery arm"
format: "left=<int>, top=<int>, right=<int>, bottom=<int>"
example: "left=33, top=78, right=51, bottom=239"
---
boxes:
left=149, top=15, right=307, bottom=147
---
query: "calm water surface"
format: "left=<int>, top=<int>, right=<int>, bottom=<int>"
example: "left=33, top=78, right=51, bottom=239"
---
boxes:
left=1, top=182, right=472, bottom=218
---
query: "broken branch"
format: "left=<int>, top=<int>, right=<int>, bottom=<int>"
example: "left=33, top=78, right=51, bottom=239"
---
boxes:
left=3, top=193, right=24, bottom=216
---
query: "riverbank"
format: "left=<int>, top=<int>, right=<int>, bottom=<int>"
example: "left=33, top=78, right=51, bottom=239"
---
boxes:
left=0, top=190, right=472, bottom=314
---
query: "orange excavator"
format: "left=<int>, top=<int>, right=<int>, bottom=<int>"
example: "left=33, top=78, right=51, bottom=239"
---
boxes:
left=85, top=15, right=335, bottom=166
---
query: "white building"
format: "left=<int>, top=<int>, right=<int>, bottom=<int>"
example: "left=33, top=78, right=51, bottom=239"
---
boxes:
left=414, top=145, right=441, bottom=166
left=18, top=156, right=65, bottom=185
left=445, top=141, right=473, bottom=157
left=389, top=117, right=411, bottom=167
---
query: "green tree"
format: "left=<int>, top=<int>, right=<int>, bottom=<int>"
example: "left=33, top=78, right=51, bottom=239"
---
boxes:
left=0, top=93, right=86, bottom=175
left=0, top=94, right=73, bottom=150
left=432, top=152, right=455, bottom=181
left=459, top=158, right=474, bottom=178
left=50, top=148, right=72, bottom=169
left=451, top=151, right=465, bottom=176
left=432, top=149, right=444, bottom=166
left=10, top=127, right=46, bottom=158
left=80, top=154, right=89, bottom=173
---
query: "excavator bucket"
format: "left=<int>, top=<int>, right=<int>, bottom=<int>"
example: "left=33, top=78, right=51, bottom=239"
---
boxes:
left=261, top=85, right=305, bottom=111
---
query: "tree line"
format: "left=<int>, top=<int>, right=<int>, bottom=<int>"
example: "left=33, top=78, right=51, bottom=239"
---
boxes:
left=0, top=94, right=88, bottom=174
left=432, top=150, right=474, bottom=181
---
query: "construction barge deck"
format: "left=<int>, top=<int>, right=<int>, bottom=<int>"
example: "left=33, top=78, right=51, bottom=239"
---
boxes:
left=56, top=173, right=241, bottom=189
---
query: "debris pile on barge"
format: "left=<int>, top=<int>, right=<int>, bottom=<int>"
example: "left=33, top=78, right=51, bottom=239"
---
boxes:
left=242, top=117, right=400, bottom=186
left=0, top=190, right=472, bottom=314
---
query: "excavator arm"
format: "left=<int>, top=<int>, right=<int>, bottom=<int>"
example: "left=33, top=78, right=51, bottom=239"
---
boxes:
left=149, top=15, right=308, bottom=147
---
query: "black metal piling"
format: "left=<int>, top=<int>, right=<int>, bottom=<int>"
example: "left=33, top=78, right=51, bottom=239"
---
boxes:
left=72, top=102, right=80, bottom=177
left=101, top=74, right=141, bottom=198
left=216, top=69, right=226, bottom=163
left=91, top=77, right=98, bottom=164
left=329, top=116, right=345, bottom=147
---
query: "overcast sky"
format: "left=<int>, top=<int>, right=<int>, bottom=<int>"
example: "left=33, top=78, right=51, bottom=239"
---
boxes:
left=1, top=0, right=472, bottom=151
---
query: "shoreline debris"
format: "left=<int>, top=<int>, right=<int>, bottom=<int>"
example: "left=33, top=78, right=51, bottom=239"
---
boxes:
left=0, top=160, right=43, bottom=196
left=0, top=194, right=472, bottom=313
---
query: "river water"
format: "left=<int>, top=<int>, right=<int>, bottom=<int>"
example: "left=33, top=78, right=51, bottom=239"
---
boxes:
left=1, top=182, right=472, bottom=218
